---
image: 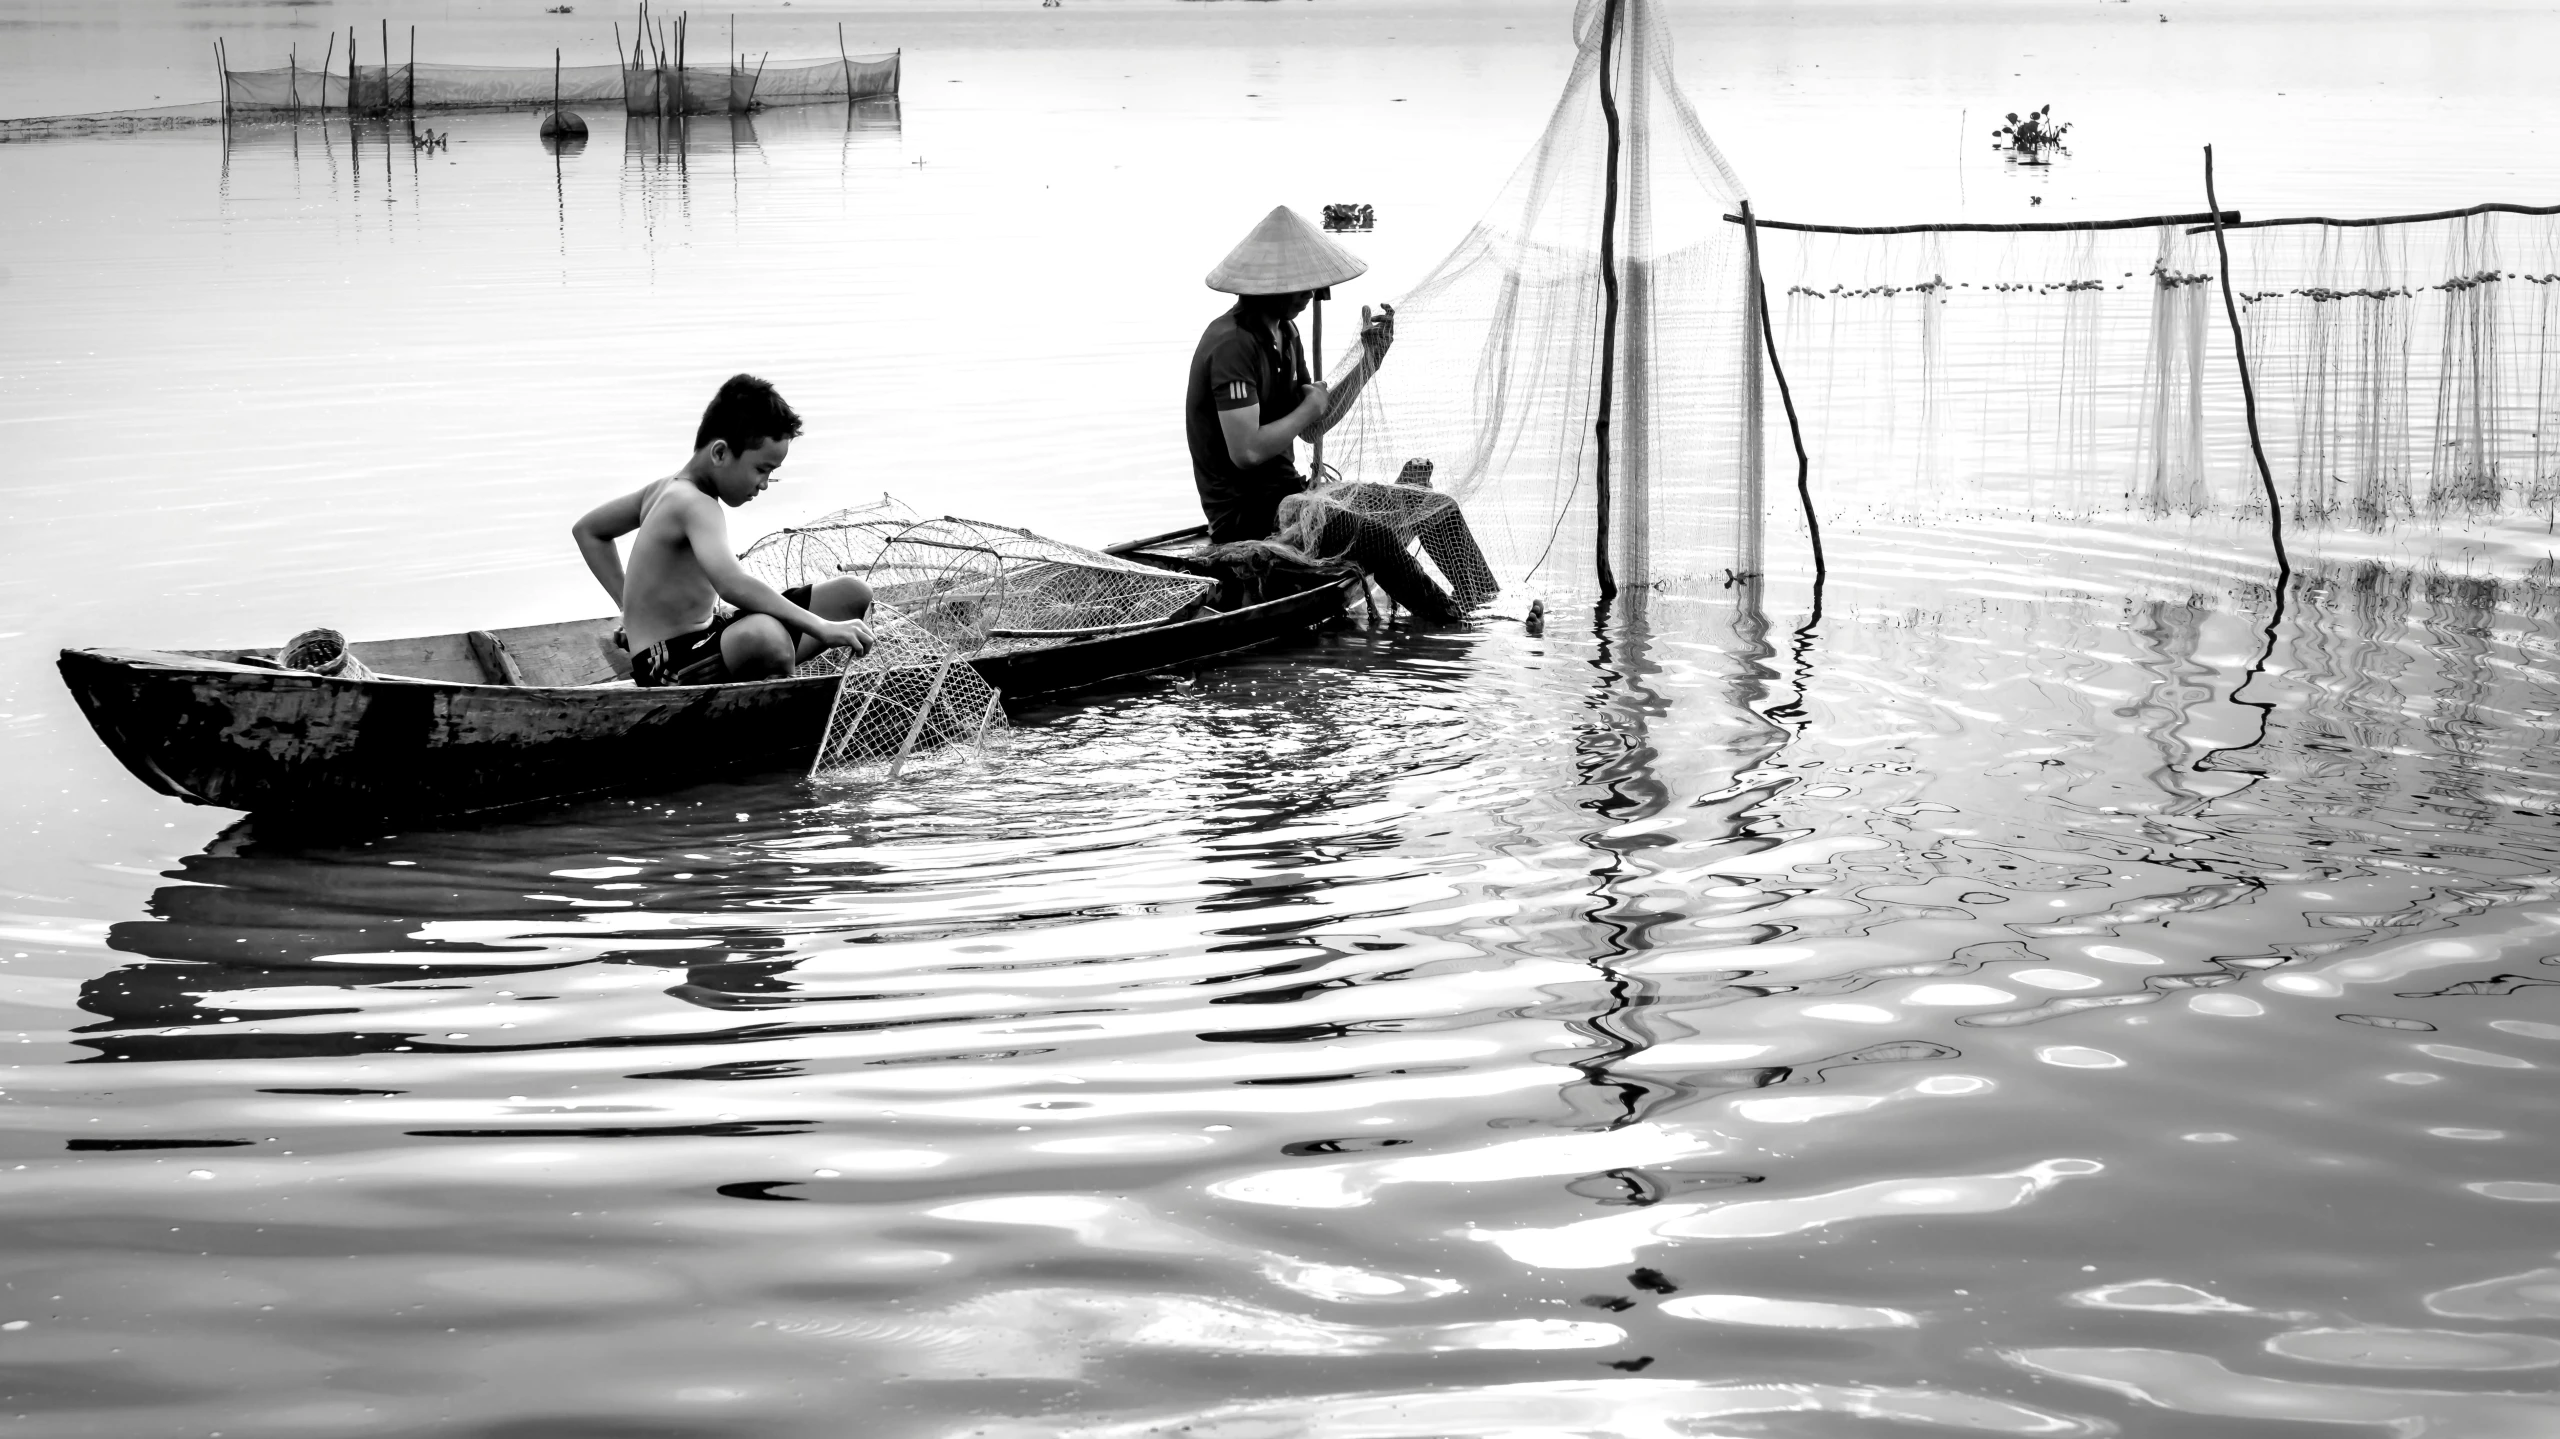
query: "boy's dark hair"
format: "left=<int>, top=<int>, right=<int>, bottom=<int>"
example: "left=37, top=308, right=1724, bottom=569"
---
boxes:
left=694, top=373, right=804, bottom=455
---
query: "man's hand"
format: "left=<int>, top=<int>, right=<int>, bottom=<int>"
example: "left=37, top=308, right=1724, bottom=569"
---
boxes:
left=1298, top=379, right=1334, bottom=417
left=1360, top=302, right=1396, bottom=365
left=816, top=618, right=874, bottom=657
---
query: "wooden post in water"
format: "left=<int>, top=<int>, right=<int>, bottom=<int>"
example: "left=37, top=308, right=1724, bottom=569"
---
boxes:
left=838, top=22, right=853, bottom=101
left=348, top=26, right=357, bottom=112
left=1739, top=200, right=1825, bottom=619
left=1590, top=0, right=1624, bottom=601
left=2202, top=145, right=2290, bottom=585
left=408, top=25, right=416, bottom=110
left=213, top=39, right=227, bottom=124
left=319, top=33, right=335, bottom=110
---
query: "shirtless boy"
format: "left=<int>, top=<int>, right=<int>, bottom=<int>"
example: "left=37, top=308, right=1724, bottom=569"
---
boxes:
left=571, top=374, right=874, bottom=687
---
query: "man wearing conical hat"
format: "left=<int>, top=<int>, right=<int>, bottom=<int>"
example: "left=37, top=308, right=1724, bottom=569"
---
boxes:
left=1186, top=206, right=1488, bottom=621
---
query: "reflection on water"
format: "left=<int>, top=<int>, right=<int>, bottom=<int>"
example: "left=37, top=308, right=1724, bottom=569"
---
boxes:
left=12, top=4, right=2560, bottom=1434
left=7, top=543, right=2560, bottom=1436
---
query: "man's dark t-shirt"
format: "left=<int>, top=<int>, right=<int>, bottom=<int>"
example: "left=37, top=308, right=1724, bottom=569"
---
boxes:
left=1186, top=305, right=1311, bottom=543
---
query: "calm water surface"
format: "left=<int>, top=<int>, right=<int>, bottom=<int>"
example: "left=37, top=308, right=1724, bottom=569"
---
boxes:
left=6, top=2, right=2560, bottom=1435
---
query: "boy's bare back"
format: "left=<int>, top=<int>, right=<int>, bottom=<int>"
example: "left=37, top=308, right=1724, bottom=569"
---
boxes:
left=612, top=475, right=731, bottom=653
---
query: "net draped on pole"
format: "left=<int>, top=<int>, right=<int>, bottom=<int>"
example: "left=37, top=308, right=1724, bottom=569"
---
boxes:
left=1319, top=0, right=1764, bottom=604
left=1755, top=210, right=2560, bottom=531
left=739, top=501, right=1217, bottom=781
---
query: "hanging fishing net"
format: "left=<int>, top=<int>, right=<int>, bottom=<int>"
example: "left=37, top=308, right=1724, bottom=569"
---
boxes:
left=1319, top=0, right=1763, bottom=603
left=1754, top=209, right=2560, bottom=533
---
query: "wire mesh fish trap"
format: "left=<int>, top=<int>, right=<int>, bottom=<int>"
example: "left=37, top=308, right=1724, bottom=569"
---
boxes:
left=742, top=511, right=1214, bottom=659
left=805, top=600, right=1006, bottom=783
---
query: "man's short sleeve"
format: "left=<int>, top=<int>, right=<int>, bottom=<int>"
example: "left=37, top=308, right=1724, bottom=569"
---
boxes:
left=1206, top=330, right=1262, bottom=412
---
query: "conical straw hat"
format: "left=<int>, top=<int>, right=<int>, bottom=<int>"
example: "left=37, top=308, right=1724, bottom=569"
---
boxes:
left=1204, top=205, right=1369, bottom=295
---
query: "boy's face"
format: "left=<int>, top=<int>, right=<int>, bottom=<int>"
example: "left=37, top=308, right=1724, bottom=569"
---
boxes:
left=707, top=435, right=790, bottom=506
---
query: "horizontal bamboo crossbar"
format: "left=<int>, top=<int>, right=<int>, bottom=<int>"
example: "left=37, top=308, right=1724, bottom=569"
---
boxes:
left=1723, top=210, right=2239, bottom=236
left=2184, top=199, right=2560, bottom=233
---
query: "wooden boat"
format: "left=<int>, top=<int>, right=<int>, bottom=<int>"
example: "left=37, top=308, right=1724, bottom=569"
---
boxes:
left=57, top=527, right=1355, bottom=818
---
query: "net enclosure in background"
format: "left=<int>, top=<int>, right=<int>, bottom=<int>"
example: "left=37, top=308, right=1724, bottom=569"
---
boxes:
left=220, top=45, right=896, bottom=116
left=1320, top=0, right=1765, bottom=605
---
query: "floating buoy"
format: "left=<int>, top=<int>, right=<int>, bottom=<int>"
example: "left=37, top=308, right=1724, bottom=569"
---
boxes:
left=538, top=48, right=586, bottom=139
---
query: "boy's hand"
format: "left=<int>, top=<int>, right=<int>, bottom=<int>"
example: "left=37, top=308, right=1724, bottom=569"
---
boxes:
left=818, top=618, right=874, bottom=656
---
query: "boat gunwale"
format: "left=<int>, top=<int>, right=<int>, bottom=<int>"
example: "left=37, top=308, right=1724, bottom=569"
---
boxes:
left=66, top=571, right=1359, bottom=699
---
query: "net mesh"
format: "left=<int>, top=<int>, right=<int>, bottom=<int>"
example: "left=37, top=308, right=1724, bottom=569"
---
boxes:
left=804, top=603, right=1007, bottom=784
left=219, top=54, right=897, bottom=115
left=1275, top=474, right=1502, bottom=613
left=1757, top=211, right=2560, bottom=532
left=1320, top=0, right=1762, bottom=603
left=741, top=505, right=1215, bottom=660
left=752, top=500, right=1215, bottom=782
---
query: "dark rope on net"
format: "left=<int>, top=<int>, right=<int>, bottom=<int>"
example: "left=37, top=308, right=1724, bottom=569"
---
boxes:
left=1590, top=0, right=1624, bottom=602
left=1738, top=200, right=1825, bottom=633
left=1722, top=210, right=2238, bottom=236
left=2196, top=144, right=2290, bottom=775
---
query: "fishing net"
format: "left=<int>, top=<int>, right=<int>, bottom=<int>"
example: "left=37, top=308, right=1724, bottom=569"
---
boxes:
left=218, top=54, right=897, bottom=115
left=804, top=602, right=1006, bottom=783
left=742, top=507, right=1214, bottom=660
left=1274, top=474, right=1501, bottom=613
left=1755, top=209, right=2560, bottom=532
left=751, top=503, right=1216, bottom=781
left=1320, top=0, right=1763, bottom=603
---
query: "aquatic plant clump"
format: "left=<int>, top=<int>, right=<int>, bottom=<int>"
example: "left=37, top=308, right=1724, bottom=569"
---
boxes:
left=1994, top=104, right=2072, bottom=162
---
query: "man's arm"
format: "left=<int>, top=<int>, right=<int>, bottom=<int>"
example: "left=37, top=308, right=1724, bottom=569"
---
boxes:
left=570, top=487, right=648, bottom=607
left=1218, top=383, right=1330, bottom=466
left=1313, top=303, right=1394, bottom=437
left=676, top=501, right=872, bottom=654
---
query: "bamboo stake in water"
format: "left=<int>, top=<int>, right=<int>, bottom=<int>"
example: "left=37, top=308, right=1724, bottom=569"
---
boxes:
left=1590, top=0, right=1624, bottom=601
left=320, top=32, right=335, bottom=109
left=2202, top=145, right=2289, bottom=584
left=1739, top=200, right=1824, bottom=622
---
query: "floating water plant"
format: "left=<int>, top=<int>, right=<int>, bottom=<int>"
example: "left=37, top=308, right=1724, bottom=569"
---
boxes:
left=1322, top=202, right=1375, bottom=233
left=1993, top=104, right=2072, bottom=164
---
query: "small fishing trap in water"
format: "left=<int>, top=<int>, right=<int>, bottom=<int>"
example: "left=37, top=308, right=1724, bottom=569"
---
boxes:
left=741, top=501, right=1216, bottom=784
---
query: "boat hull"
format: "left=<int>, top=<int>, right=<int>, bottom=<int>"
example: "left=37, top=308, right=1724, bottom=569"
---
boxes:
left=59, top=576, right=1349, bottom=818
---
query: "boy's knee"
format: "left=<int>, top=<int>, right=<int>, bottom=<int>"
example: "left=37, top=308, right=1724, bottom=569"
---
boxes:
left=723, top=614, right=797, bottom=678
left=814, top=575, right=872, bottom=618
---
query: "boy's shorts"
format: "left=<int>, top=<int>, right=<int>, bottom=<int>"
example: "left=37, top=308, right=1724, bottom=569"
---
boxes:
left=631, top=584, right=815, bottom=688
